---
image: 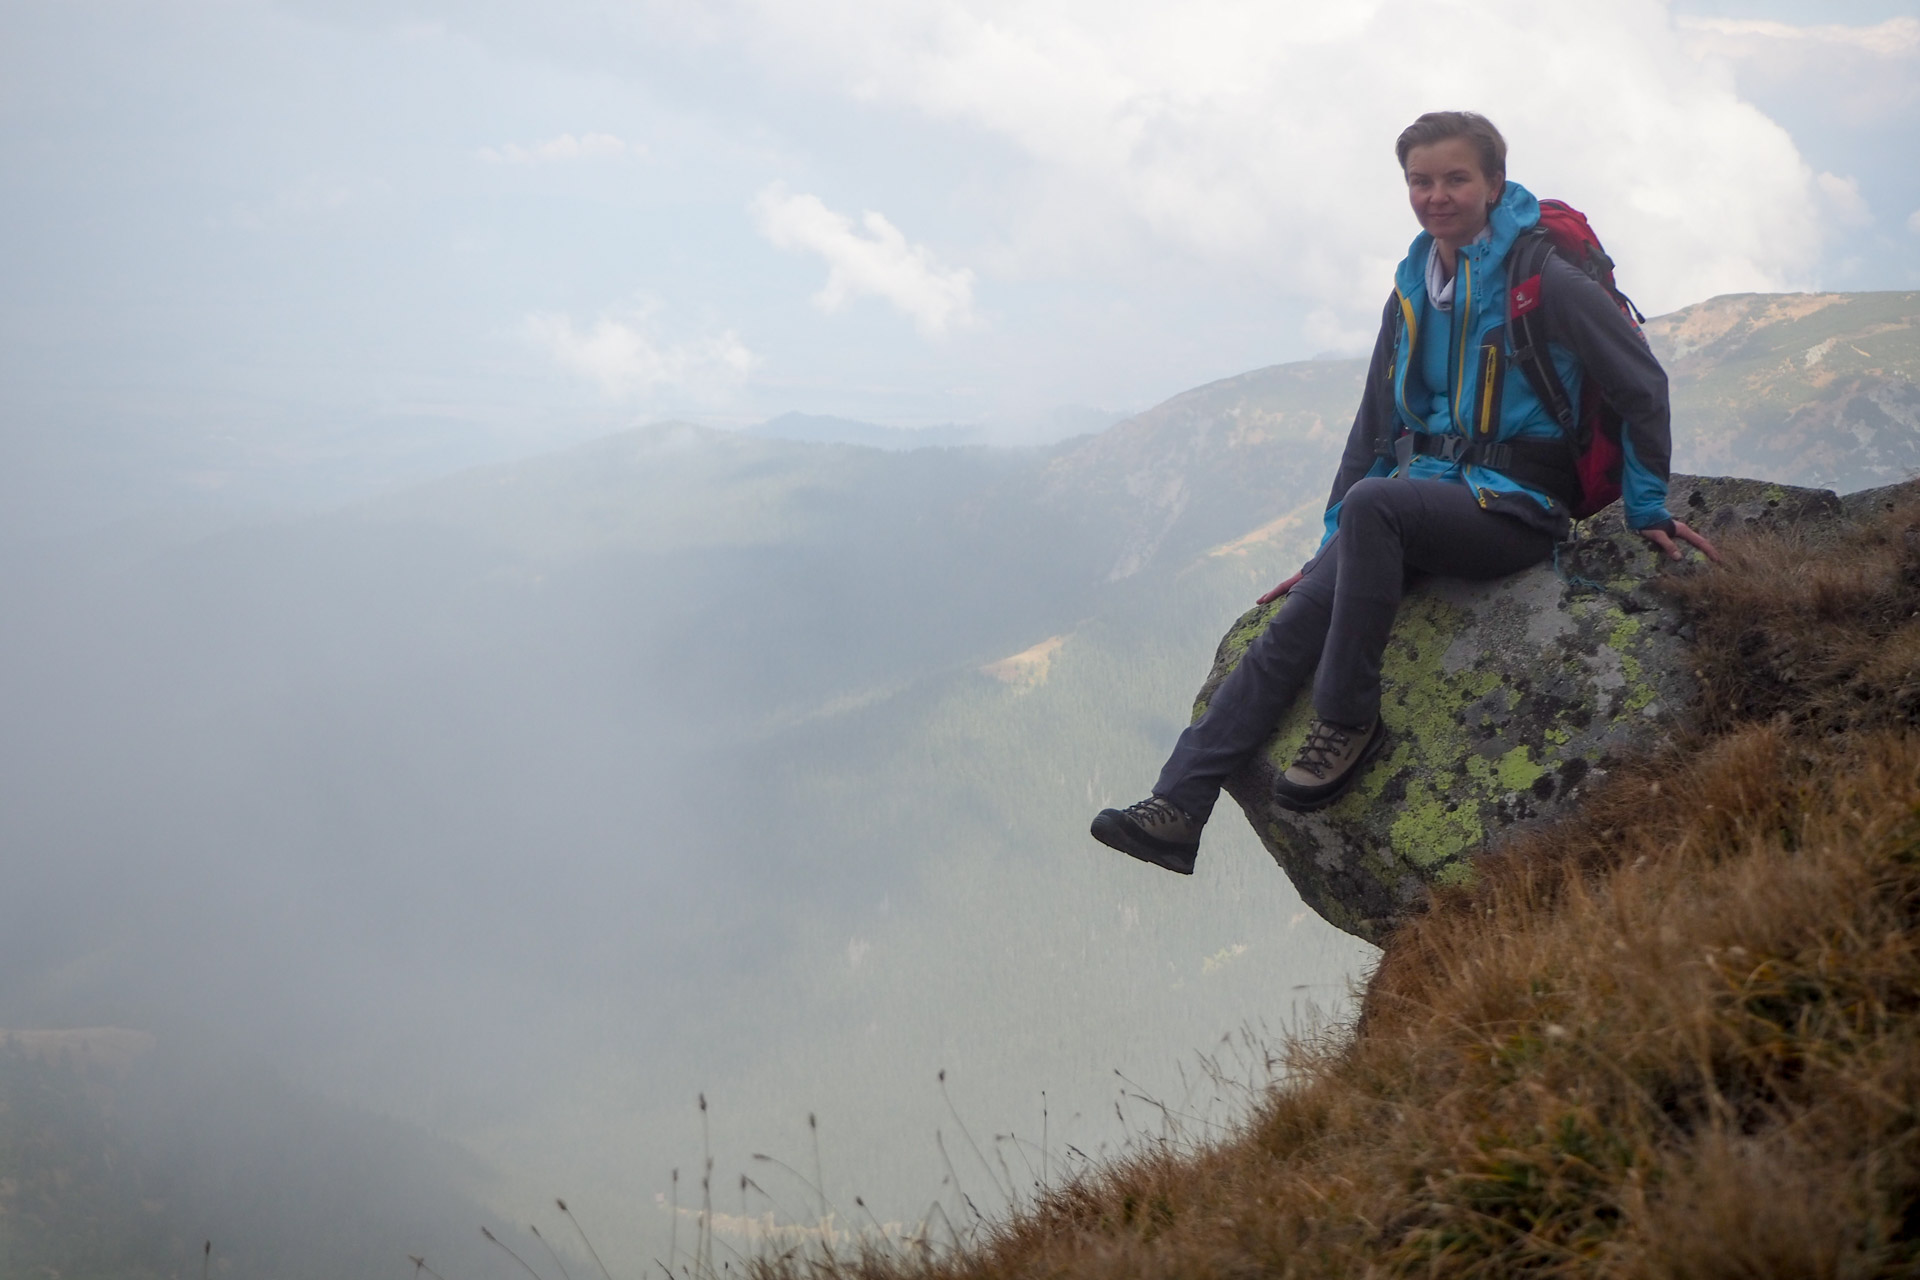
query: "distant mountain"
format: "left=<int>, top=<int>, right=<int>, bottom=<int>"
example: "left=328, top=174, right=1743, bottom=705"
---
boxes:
left=744, top=411, right=990, bottom=450
left=1651, top=290, right=1920, bottom=493
left=1040, top=358, right=1360, bottom=579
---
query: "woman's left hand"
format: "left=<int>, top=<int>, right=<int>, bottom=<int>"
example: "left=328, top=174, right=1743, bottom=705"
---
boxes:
left=1639, top=519, right=1721, bottom=564
left=1257, top=571, right=1304, bottom=605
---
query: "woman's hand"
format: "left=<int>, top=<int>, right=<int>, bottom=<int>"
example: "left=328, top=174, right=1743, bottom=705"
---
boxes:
left=1258, top=571, right=1304, bottom=604
left=1639, top=519, right=1720, bottom=564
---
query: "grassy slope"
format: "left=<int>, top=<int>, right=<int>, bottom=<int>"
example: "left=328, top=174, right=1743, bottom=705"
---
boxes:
left=752, top=488, right=1920, bottom=1277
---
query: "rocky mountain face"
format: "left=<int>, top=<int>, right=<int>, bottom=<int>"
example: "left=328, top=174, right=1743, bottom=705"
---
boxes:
left=1652, top=290, right=1920, bottom=493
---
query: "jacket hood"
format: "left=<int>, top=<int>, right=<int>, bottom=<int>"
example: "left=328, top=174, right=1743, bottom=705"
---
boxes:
left=1393, top=181, right=1541, bottom=297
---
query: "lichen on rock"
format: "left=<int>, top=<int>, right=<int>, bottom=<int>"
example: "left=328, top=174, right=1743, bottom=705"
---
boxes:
left=1198, top=475, right=1858, bottom=944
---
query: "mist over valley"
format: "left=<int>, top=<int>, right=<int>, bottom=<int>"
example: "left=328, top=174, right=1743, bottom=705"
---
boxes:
left=3, top=290, right=1915, bottom=1274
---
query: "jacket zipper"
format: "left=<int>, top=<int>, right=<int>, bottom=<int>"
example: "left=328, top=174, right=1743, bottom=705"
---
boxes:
left=1449, top=253, right=1473, bottom=433
left=1448, top=252, right=1490, bottom=506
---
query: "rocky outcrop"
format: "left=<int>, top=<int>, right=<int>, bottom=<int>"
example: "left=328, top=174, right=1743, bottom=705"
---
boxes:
left=1199, top=475, right=1879, bottom=945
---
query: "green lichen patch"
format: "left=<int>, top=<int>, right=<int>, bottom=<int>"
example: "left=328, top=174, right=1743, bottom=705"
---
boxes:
left=1391, top=795, right=1484, bottom=868
left=1203, top=475, right=1846, bottom=943
left=1494, top=745, right=1547, bottom=792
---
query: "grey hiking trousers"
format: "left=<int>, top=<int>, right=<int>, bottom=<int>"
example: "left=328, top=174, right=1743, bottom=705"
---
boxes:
left=1154, top=476, right=1555, bottom=823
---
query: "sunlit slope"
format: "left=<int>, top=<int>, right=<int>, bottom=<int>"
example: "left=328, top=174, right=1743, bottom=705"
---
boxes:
left=1652, top=290, right=1920, bottom=492
left=1043, top=359, right=1361, bottom=581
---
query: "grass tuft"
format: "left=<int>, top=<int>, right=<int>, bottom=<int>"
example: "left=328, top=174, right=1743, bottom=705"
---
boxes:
left=744, top=484, right=1920, bottom=1279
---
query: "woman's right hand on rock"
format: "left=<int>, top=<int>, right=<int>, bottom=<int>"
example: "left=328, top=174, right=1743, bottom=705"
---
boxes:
left=1640, top=518, right=1722, bottom=564
left=1258, top=571, right=1303, bottom=605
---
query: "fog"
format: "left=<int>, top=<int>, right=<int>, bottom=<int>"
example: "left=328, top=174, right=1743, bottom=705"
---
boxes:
left=0, top=414, right=1380, bottom=1271
left=5, top=1, right=1913, bottom=1272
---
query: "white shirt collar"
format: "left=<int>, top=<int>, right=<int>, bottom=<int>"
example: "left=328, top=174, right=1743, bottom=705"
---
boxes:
left=1424, top=224, right=1493, bottom=312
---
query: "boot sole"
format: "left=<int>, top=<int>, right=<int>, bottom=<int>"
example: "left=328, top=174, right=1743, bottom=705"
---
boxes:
left=1089, top=811, right=1197, bottom=875
left=1273, top=719, right=1390, bottom=813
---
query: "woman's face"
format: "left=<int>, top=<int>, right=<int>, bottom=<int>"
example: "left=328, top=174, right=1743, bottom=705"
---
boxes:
left=1404, top=136, right=1503, bottom=246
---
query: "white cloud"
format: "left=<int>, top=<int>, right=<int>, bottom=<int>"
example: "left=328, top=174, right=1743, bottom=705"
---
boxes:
left=1303, top=307, right=1378, bottom=359
left=524, top=308, right=756, bottom=399
left=1817, top=172, right=1873, bottom=229
left=224, top=173, right=373, bottom=230
left=1675, top=13, right=1920, bottom=130
left=696, top=0, right=1830, bottom=321
left=1908, top=208, right=1920, bottom=236
left=479, top=132, right=638, bottom=164
left=753, top=183, right=976, bottom=337
left=1677, top=15, right=1920, bottom=56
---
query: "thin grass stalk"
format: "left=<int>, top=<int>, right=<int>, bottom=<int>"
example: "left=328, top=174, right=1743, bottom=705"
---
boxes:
left=938, top=1069, right=1010, bottom=1204
left=555, top=1200, right=614, bottom=1280
left=481, top=1225, right=548, bottom=1280
left=529, top=1224, right=572, bottom=1280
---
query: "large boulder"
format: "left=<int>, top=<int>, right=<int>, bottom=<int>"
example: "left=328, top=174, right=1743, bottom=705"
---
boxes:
left=1198, top=474, right=1868, bottom=945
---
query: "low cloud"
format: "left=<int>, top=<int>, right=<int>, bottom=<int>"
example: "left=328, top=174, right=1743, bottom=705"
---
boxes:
left=753, top=184, right=976, bottom=337
left=480, top=132, right=638, bottom=164
left=1677, top=13, right=1920, bottom=131
left=524, top=308, right=756, bottom=399
left=224, top=173, right=375, bottom=230
left=1817, top=173, right=1873, bottom=230
left=704, top=0, right=1840, bottom=323
left=1677, top=16, right=1920, bottom=56
left=1908, top=209, right=1920, bottom=237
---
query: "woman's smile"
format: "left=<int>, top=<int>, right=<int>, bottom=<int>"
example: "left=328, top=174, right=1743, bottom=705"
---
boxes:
left=1403, top=134, right=1502, bottom=253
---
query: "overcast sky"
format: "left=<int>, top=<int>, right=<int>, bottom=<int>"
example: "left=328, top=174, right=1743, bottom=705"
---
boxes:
left=2, top=0, right=1916, bottom=522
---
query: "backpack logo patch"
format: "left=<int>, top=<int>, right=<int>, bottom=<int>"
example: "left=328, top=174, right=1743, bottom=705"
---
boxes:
left=1510, top=274, right=1544, bottom=317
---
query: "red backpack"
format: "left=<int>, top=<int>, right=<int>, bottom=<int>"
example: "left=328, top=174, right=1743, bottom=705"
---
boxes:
left=1504, top=199, right=1648, bottom=519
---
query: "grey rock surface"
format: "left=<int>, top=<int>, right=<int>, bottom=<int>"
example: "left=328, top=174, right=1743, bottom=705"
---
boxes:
left=1198, top=474, right=1868, bottom=945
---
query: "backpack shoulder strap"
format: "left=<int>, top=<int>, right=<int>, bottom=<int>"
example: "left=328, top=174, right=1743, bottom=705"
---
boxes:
left=1372, top=288, right=1406, bottom=459
left=1505, top=230, right=1576, bottom=434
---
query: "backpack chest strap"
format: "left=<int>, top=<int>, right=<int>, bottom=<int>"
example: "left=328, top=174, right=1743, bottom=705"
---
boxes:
left=1404, top=430, right=1516, bottom=468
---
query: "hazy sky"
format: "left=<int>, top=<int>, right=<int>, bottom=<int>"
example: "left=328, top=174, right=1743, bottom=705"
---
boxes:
left=2, top=6, right=1914, bottom=1263
left=3, top=0, right=1917, bottom=520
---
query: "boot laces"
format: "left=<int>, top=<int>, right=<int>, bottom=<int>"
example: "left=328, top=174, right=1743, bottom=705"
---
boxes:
left=1124, top=795, right=1187, bottom=831
left=1294, top=721, right=1356, bottom=780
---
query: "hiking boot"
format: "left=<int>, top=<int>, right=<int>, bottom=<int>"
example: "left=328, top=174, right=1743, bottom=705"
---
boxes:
left=1090, top=795, right=1202, bottom=875
left=1273, top=717, right=1387, bottom=812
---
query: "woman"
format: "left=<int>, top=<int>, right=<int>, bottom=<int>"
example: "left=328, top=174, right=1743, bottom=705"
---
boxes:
left=1091, top=110, right=1717, bottom=876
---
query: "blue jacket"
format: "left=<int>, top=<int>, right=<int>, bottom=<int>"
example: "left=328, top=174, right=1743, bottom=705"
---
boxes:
left=1321, top=181, right=1675, bottom=546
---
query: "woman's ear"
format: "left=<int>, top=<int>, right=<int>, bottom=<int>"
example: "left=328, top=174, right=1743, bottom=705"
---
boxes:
left=1489, top=176, right=1506, bottom=207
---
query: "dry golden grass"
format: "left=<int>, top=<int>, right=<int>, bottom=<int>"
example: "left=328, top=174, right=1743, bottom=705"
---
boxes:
left=758, top=489, right=1920, bottom=1280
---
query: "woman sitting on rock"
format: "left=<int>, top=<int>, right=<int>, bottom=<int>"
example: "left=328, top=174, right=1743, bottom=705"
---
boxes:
left=1091, top=109, right=1717, bottom=876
